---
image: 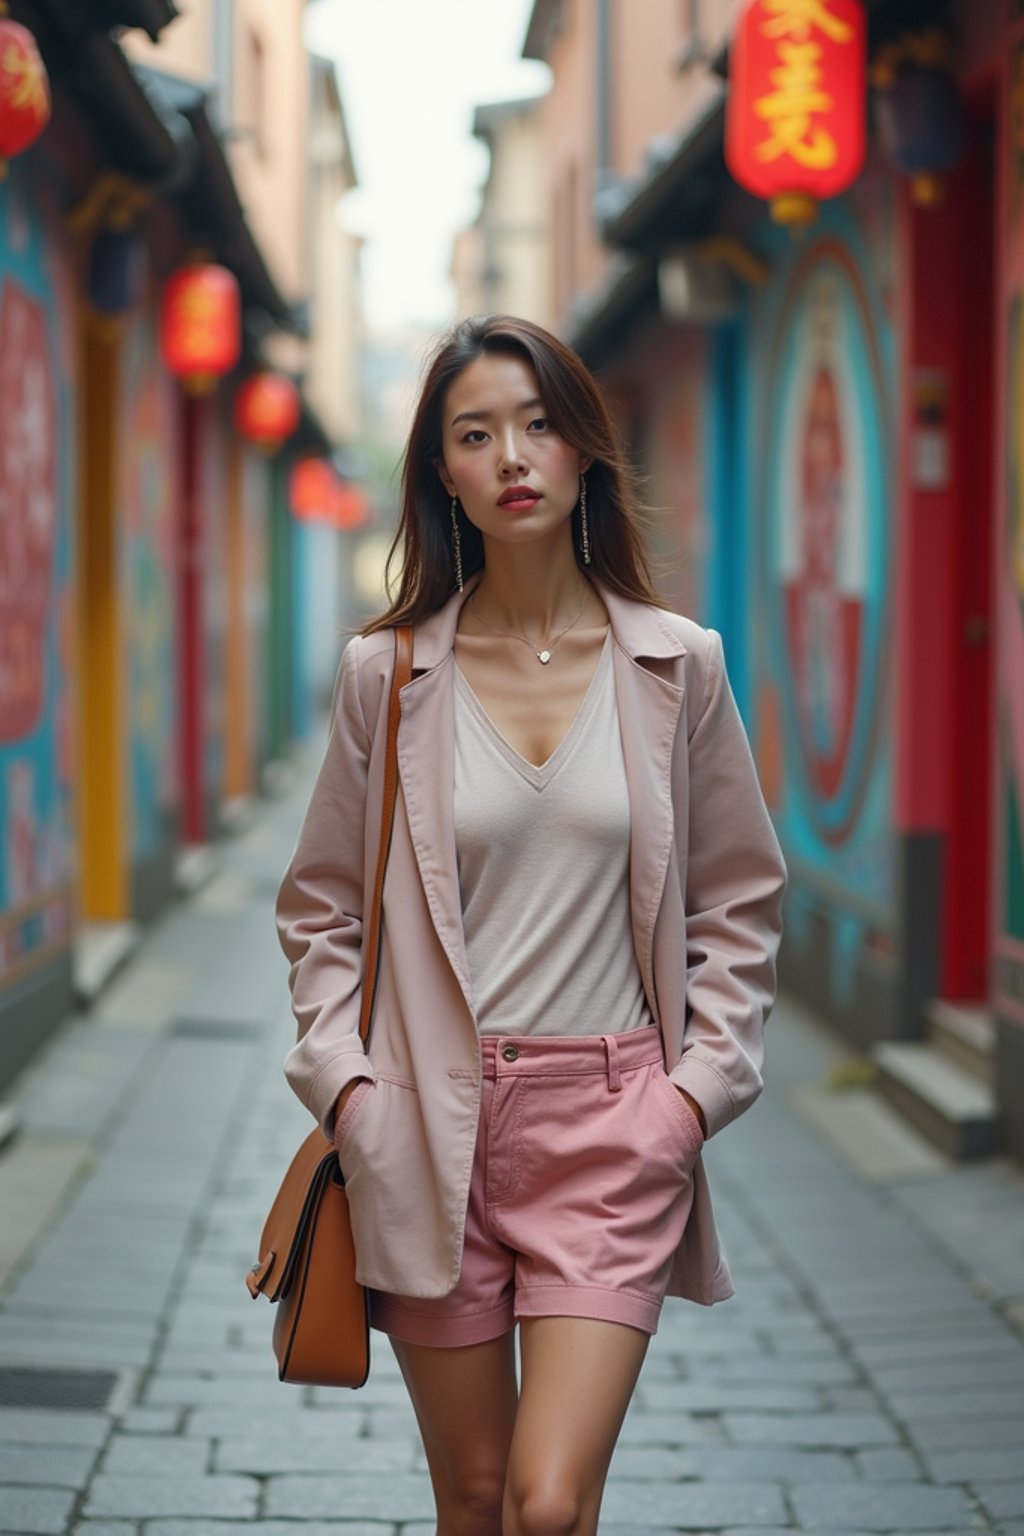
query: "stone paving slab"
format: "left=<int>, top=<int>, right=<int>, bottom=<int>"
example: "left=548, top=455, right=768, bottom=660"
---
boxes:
left=879, top=1387, right=1024, bottom=1421
left=100, top=1435, right=210, bottom=1475
left=0, top=1412, right=109, bottom=1448
left=82, top=1472, right=260, bottom=1519
left=0, top=1484, right=76, bottom=1535
left=608, top=1410, right=727, bottom=1446
left=852, top=1448, right=924, bottom=1481
left=215, top=1435, right=421, bottom=1475
left=636, top=1382, right=823, bottom=1412
left=0, top=1139, right=90, bottom=1293
left=787, top=1480, right=978, bottom=1530
left=263, top=1472, right=435, bottom=1521
left=972, top=1481, right=1024, bottom=1520
left=146, top=1526, right=398, bottom=1536
left=907, top=1416, right=1024, bottom=1451
left=718, top=1412, right=902, bottom=1449
left=599, top=1478, right=788, bottom=1527
left=609, top=1445, right=859, bottom=1482
left=920, top=1447, right=1024, bottom=1484
left=182, top=1407, right=369, bottom=1441
left=0, top=1443, right=97, bottom=1487
left=70, top=1523, right=138, bottom=1536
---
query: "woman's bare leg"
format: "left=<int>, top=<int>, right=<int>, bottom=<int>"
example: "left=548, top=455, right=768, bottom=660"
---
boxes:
left=391, top=1331, right=519, bottom=1536
left=503, top=1317, right=650, bottom=1536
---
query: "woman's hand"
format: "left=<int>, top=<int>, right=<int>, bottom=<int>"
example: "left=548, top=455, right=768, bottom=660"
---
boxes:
left=676, top=1086, right=708, bottom=1139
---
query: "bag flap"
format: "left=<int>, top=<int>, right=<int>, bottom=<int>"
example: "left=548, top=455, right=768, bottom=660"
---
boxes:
left=246, top=1126, right=338, bottom=1303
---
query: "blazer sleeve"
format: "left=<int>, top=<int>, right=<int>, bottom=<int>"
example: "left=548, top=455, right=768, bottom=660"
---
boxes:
left=275, top=636, right=377, bottom=1138
left=669, top=629, right=787, bottom=1139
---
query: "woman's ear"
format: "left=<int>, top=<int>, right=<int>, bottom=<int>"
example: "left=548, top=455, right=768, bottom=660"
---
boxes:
left=580, top=453, right=595, bottom=476
left=433, top=456, right=456, bottom=499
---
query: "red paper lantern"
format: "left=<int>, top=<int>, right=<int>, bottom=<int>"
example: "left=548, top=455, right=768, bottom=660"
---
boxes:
left=0, top=9, right=51, bottom=176
left=290, top=456, right=336, bottom=520
left=235, top=372, right=301, bottom=451
left=161, top=261, right=241, bottom=393
left=725, top=0, right=866, bottom=229
left=330, top=482, right=369, bottom=531
left=290, top=457, right=369, bottom=529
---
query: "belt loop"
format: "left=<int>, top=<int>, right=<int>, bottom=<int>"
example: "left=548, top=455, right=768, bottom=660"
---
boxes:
left=603, top=1034, right=621, bottom=1092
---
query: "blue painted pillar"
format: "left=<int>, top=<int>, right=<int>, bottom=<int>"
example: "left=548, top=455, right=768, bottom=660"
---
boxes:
left=290, top=509, right=312, bottom=741
left=707, top=321, right=751, bottom=721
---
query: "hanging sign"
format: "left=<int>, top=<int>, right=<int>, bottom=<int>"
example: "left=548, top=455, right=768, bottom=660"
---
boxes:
left=726, top=0, right=866, bottom=228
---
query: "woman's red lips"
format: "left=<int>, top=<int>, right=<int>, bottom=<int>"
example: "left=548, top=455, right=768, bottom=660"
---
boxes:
left=498, top=486, right=541, bottom=506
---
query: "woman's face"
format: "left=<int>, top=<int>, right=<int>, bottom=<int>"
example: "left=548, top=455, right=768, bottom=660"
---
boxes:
left=434, top=351, right=591, bottom=553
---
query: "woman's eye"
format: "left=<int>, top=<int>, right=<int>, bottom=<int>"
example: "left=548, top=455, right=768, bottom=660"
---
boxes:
left=528, top=417, right=550, bottom=431
left=463, top=430, right=488, bottom=443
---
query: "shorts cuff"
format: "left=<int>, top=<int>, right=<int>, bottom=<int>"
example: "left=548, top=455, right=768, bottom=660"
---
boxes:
left=514, top=1284, right=663, bottom=1336
left=369, top=1294, right=515, bottom=1349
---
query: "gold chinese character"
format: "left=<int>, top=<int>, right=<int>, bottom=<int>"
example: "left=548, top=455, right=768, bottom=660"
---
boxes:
left=759, top=0, right=854, bottom=44
left=754, top=42, right=840, bottom=169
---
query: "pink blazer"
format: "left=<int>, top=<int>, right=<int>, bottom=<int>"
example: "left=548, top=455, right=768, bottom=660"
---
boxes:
left=276, top=573, right=787, bottom=1304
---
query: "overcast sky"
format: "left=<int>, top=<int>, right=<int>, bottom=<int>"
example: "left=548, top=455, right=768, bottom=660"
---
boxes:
left=305, top=0, right=549, bottom=334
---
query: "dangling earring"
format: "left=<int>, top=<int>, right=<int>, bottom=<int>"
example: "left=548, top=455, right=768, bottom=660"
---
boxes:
left=579, top=473, right=591, bottom=566
left=450, top=495, right=464, bottom=591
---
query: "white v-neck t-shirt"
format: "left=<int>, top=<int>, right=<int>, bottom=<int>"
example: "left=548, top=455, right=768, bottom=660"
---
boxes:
left=453, top=629, right=652, bottom=1037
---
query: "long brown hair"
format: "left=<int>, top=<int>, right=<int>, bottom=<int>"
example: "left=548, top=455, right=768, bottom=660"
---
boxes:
left=363, top=314, right=665, bottom=634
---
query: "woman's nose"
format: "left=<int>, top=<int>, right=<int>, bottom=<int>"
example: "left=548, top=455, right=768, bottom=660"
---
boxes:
left=497, top=434, right=527, bottom=472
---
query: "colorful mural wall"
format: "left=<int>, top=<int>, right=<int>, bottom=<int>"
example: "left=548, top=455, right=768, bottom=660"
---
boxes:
left=120, top=293, right=181, bottom=864
left=750, top=180, right=898, bottom=1012
left=997, top=24, right=1024, bottom=1044
left=0, top=170, right=76, bottom=990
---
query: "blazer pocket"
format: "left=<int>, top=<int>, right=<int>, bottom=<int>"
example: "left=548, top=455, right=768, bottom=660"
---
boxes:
left=333, top=1079, right=372, bottom=1147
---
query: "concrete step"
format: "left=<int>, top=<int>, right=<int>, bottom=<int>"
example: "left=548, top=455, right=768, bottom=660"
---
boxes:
left=924, top=998, right=995, bottom=1086
left=0, top=1107, right=18, bottom=1156
left=72, top=920, right=142, bottom=1006
left=219, top=795, right=260, bottom=837
left=174, top=843, right=221, bottom=896
left=870, top=1040, right=998, bottom=1160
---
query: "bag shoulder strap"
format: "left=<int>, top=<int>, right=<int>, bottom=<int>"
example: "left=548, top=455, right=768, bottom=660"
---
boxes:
left=358, top=624, right=413, bottom=1050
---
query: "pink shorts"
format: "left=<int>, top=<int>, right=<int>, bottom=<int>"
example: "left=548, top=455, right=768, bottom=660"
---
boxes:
left=368, top=1025, right=703, bottom=1347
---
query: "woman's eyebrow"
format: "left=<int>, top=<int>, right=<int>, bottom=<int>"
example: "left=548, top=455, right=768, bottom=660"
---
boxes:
left=451, top=396, right=545, bottom=427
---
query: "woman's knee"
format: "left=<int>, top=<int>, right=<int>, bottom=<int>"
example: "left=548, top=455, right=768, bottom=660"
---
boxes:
left=435, top=1468, right=505, bottom=1536
left=504, top=1485, right=586, bottom=1536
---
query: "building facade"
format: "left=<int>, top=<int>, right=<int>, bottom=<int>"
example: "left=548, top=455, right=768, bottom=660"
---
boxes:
left=454, top=97, right=550, bottom=325
left=0, top=0, right=362, bottom=1094
left=520, top=0, right=1023, bottom=1162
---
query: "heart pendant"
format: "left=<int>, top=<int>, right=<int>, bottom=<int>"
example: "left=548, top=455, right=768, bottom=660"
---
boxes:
left=538, top=650, right=552, bottom=664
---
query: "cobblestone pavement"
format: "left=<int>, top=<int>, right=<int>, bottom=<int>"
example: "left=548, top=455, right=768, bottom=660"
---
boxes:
left=1, top=736, right=1023, bottom=1536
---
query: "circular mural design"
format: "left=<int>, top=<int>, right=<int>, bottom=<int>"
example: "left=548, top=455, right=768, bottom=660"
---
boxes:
left=0, top=277, right=57, bottom=742
left=765, top=239, right=890, bottom=845
left=1010, top=294, right=1024, bottom=625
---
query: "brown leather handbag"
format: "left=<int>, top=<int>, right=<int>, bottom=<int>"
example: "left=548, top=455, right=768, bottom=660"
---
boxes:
left=246, top=625, right=414, bottom=1387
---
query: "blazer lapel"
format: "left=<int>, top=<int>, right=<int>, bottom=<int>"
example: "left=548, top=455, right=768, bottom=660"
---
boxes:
left=395, top=579, right=480, bottom=1020
left=595, top=582, right=687, bottom=1023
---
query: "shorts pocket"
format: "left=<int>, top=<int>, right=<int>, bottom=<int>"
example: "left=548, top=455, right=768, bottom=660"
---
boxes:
left=648, top=1066, right=705, bottom=1155
left=333, top=1079, right=372, bottom=1147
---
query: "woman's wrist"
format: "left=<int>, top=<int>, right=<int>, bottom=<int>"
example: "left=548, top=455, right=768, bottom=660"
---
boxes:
left=676, top=1085, right=707, bottom=1138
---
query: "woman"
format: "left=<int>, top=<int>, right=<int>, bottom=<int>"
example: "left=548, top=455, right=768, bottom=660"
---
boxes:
left=276, top=314, right=787, bottom=1536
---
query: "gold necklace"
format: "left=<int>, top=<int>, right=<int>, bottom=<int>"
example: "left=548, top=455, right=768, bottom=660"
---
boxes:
left=468, top=588, right=589, bottom=664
